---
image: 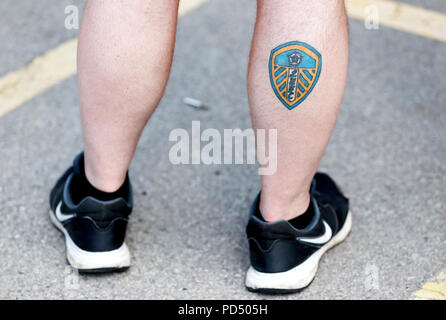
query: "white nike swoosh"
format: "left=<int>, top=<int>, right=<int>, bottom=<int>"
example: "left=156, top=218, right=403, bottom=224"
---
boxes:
left=296, top=220, right=332, bottom=245
left=55, top=201, right=76, bottom=222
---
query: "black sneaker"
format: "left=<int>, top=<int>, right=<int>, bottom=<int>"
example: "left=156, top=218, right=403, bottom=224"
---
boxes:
left=245, top=172, right=352, bottom=293
left=49, top=153, right=132, bottom=272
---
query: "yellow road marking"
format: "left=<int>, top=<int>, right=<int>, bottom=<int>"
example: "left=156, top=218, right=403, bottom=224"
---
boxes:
left=345, top=0, right=446, bottom=42
left=178, top=0, right=207, bottom=16
left=0, top=0, right=207, bottom=118
left=0, top=39, right=77, bottom=117
left=1, top=0, right=446, bottom=118
left=413, top=270, right=446, bottom=300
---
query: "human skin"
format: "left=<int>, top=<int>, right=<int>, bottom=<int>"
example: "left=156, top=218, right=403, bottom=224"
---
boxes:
left=248, top=0, right=349, bottom=221
left=76, top=0, right=349, bottom=223
left=77, top=0, right=179, bottom=192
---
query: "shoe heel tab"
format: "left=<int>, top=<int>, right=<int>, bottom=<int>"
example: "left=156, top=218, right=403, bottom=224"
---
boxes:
left=76, top=196, right=132, bottom=212
left=248, top=237, right=304, bottom=273
left=248, top=237, right=280, bottom=253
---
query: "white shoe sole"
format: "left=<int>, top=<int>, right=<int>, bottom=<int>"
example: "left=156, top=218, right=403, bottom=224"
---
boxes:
left=49, top=209, right=131, bottom=272
left=245, top=211, right=352, bottom=293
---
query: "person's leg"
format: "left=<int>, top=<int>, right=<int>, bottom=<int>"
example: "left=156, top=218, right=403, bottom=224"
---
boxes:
left=245, top=0, right=350, bottom=292
left=248, top=0, right=348, bottom=222
left=49, top=0, right=179, bottom=271
left=78, top=0, right=179, bottom=192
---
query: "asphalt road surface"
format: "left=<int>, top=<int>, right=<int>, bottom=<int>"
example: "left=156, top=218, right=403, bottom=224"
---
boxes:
left=0, top=0, right=445, bottom=299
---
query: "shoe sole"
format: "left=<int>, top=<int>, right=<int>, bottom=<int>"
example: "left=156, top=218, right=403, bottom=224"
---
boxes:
left=49, top=209, right=131, bottom=272
left=245, top=211, right=352, bottom=293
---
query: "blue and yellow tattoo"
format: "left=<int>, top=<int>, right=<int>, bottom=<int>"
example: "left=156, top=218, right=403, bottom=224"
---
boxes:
left=269, top=41, right=322, bottom=110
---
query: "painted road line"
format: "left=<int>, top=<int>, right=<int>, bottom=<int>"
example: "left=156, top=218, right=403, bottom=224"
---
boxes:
left=0, top=0, right=207, bottom=118
left=413, top=270, right=446, bottom=300
left=178, top=0, right=207, bottom=16
left=0, top=39, right=77, bottom=117
left=346, top=0, right=446, bottom=42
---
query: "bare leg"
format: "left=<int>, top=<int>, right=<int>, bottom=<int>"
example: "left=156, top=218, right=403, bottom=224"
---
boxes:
left=78, top=0, right=179, bottom=192
left=248, top=0, right=349, bottom=221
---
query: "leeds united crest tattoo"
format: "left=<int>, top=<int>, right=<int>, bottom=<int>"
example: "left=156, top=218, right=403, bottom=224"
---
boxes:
left=269, top=41, right=322, bottom=110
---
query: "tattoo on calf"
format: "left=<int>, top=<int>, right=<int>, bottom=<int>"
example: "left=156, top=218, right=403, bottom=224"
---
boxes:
left=269, top=41, right=322, bottom=110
